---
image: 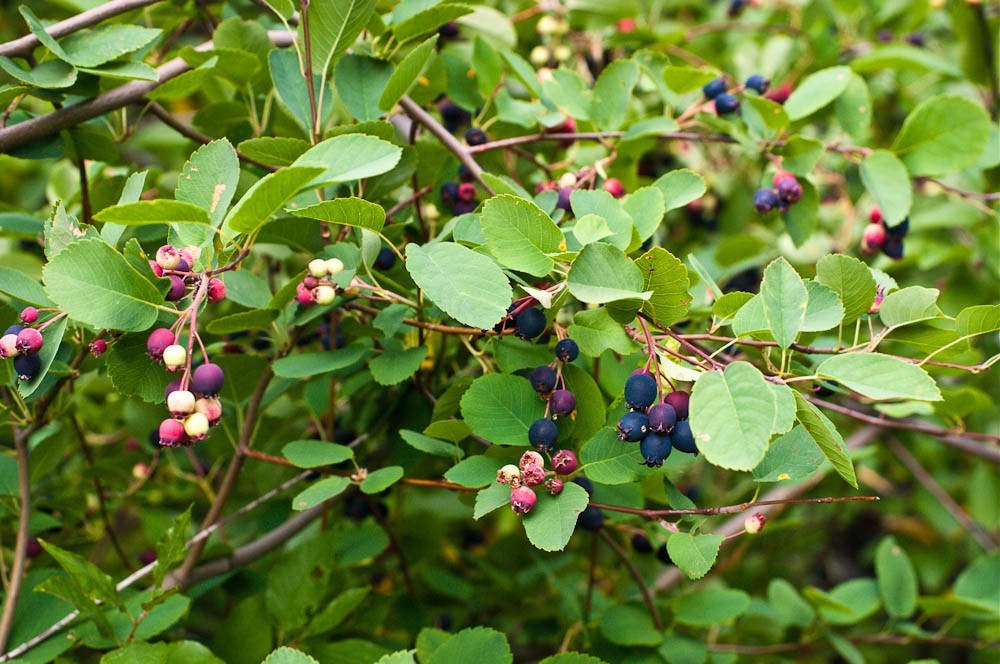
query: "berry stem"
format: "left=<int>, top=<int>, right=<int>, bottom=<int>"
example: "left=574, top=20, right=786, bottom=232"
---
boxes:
left=639, top=317, right=662, bottom=400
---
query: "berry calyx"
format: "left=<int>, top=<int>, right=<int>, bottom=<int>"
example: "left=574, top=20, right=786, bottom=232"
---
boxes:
left=167, top=389, right=196, bottom=417
left=162, top=344, right=187, bottom=371
left=753, top=188, right=780, bottom=215
left=514, top=308, right=546, bottom=339
left=183, top=412, right=210, bottom=441
left=744, top=512, right=766, bottom=534
left=166, top=275, right=186, bottom=301
left=617, top=411, right=650, bottom=442
left=520, top=450, right=545, bottom=471
left=669, top=420, right=698, bottom=454
left=13, top=354, right=41, bottom=380
left=646, top=402, right=677, bottom=434
left=530, top=365, right=557, bottom=394
left=158, top=418, right=188, bottom=447
left=0, top=334, right=20, bottom=359
left=552, top=449, right=578, bottom=475
left=554, top=338, right=579, bottom=362
left=15, top=327, right=43, bottom=355
left=549, top=389, right=576, bottom=418
left=195, top=397, right=223, bottom=426
left=602, top=178, right=625, bottom=198
left=19, top=307, right=38, bottom=324
left=510, top=486, right=537, bottom=515
left=89, top=339, right=108, bottom=357
left=624, top=373, right=658, bottom=411
left=745, top=74, right=770, bottom=94
left=528, top=418, right=558, bottom=450
left=313, top=285, right=336, bottom=305
left=191, top=363, right=225, bottom=396
left=207, top=278, right=226, bottom=304
left=465, top=127, right=487, bottom=146
left=147, top=328, right=175, bottom=361
left=521, top=465, right=545, bottom=487
left=663, top=390, right=690, bottom=420
left=714, top=93, right=740, bottom=115
left=639, top=432, right=672, bottom=467
left=702, top=77, right=727, bottom=99
left=156, top=245, right=181, bottom=270
left=545, top=477, right=563, bottom=495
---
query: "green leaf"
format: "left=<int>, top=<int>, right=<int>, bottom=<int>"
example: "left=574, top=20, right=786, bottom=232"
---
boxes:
left=105, top=333, right=170, bottom=402
left=714, top=291, right=754, bottom=323
left=817, top=578, right=881, bottom=625
left=879, top=286, right=942, bottom=329
left=292, top=198, right=386, bottom=232
left=815, top=254, right=876, bottom=324
left=590, top=59, right=639, bottom=131
left=778, top=135, right=825, bottom=176
left=269, top=49, right=330, bottom=133
left=851, top=44, right=962, bottom=77
left=636, top=247, right=691, bottom=328
left=784, top=66, right=852, bottom=120
left=599, top=605, right=661, bottom=646
left=379, top=36, right=438, bottom=111
left=744, top=95, right=790, bottom=132
left=473, top=482, right=510, bottom=519
left=58, top=25, right=161, bottom=68
left=0, top=266, right=52, bottom=306
left=294, top=134, right=403, bottom=187
left=752, top=425, right=826, bottom=482
left=273, top=345, right=370, bottom=378
left=400, top=430, right=463, bottom=458
left=427, top=627, right=512, bottom=664
left=18, top=315, right=67, bottom=398
left=955, top=304, right=1000, bottom=336
left=572, top=214, right=613, bottom=246
left=689, top=362, right=777, bottom=471
left=394, top=4, right=474, bottom=43
left=768, top=579, right=815, bottom=628
left=92, top=200, right=211, bottom=226
left=305, top=587, right=370, bottom=637
left=282, top=441, right=354, bottom=468
left=460, top=373, right=546, bottom=447
left=653, top=169, right=706, bottom=212
left=815, top=353, right=942, bottom=401
left=370, top=346, right=428, bottom=385
left=152, top=506, right=191, bottom=588
left=405, top=242, right=511, bottom=329
left=891, top=94, right=992, bottom=176
left=621, top=116, right=679, bottom=142
left=621, top=186, right=665, bottom=241
left=224, top=167, right=325, bottom=234
left=444, top=456, right=504, bottom=488
left=673, top=587, right=751, bottom=626
left=238, top=137, right=310, bottom=167
left=175, top=139, right=240, bottom=231
left=760, top=257, right=808, bottom=349
left=335, top=55, right=394, bottom=121
left=205, top=309, right=280, bottom=335
left=780, top=178, right=819, bottom=247
left=361, top=466, right=404, bottom=494
left=802, top=281, right=845, bottom=332
left=39, top=541, right=123, bottom=610
left=523, top=482, right=589, bottom=552
left=835, top=72, right=872, bottom=138
left=793, top=392, right=858, bottom=489
left=580, top=427, right=652, bottom=484
left=262, top=647, right=321, bottom=664
left=480, top=195, right=563, bottom=276
left=302, top=0, right=377, bottom=73
left=875, top=536, right=918, bottom=618
left=662, top=65, right=715, bottom=94
left=43, top=239, right=162, bottom=331
left=290, top=476, right=351, bottom=511
left=568, top=243, right=650, bottom=305
left=667, top=532, right=725, bottom=580
left=860, top=150, right=912, bottom=227
left=567, top=308, right=636, bottom=357
left=539, top=654, right=608, bottom=664
left=0, top=57, right=77, bottom=88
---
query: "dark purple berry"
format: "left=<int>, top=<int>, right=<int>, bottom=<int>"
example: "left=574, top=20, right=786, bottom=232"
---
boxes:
left=882, top=236, right=904, bottom=260
left=374, top=247, right=396, bottom=270
left=147, top=328, right=175, bottom=361
left=572, top=476, right=594, bottom=496
left=745, top=74, right=770, bottom=94
left=656, top=543, right=673, bottom=565
left=578, top=506, right=605, bottom=530
left=457, top=165, right=474, bottom=182
left=191, top=363, right=225, bottom=396
left=669, top=420, right=697, bottom=454
left=515, top=308, right=546, bottom=339
left=454, top=200, right=478, bottom=215
left=624, top=373, right=658, bottom=411
left=528, top=418, right=558, bottom=450
left=439, top=100, right=470, bottom=132
left=549, top=389, right=576, bottom=418
left=139, top=549, right=157, bottom=566
left=639, top=432, right=672, bottom=467
left=663, top=390, right=690, bottom=420
left=554, top=338, right=579, bottom=362
left=906, top=32, right=924, bottom=47
left=440, top=181, right=460, bottom=206
left=631, top=533, right=653, bottom=554
left=552, top=449, right=578, bottom=475
left=465, top=127, right=487, bottom=146
left=884, top=216, right=909, bottom=238
left=166, top=275, right=186, bottom=301
left=19, top=307, right=38, bottom=324
left=714, top=93, right=740, bottom=115
left=556, top=187, right=573, bottom=212
left=753, top=188, right=780, bottom=215
left=617, top=411, right=650, bottom=442
left=702, top=77, right=727, bottom=99
left=164, top=379, right=182, bottom=400
left=26, top=538, right=43, bottom=558
left=647, top=402, right=677, bottom=434
left=4, top=325, right=24, bottom=336
left=529, top=365, right=557, bottom=394
left=776, top=176, right=802, bottom=204
left=15, top=328, right=43, bottom=355
left=13, top=353, right=41, bottom=380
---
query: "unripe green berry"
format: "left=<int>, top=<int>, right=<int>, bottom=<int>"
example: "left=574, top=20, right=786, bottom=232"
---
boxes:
left=183, top=412, right=210, bottom=440
left=313, top=285, right=336, bottom=305
left=325, top=258, right=345, bottom=275
left=162, top=345, right=187, bottom=371
left=167, top=389, right=196, bottom=417
left=308, top=259, right=329, bottom=278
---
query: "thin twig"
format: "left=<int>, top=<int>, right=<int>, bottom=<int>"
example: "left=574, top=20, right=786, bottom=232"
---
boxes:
left=146, top=103, right=276, bottom=172
left=590, top=495, right=879, bottom=518
left=0, top=431, right=32, bottom=653
left=597, top=529, right=663, bottom=630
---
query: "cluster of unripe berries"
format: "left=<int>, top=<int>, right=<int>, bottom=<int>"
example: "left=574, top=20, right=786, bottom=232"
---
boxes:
left=496, top=448, right=579, bottom=515
left=535, top=172, right=625, bottom=215
left=295, top=257, right=346, bottom=306
left=753, top=171, right=804, bottom=215
left=151, top=245, right=225, bottom=304
left=860, top=206, right=908, bottom=260
left=530, top=14, right=572, bottom=66
left=147, top=328, right=225, bottom=447
left=616, top=372, right=696, bottom=467
left=0, top=307, right=45, bottom=381
left=526, top=338, right=581, bottom=448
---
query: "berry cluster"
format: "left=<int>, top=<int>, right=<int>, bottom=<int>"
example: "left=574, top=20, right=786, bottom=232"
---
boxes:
left=150, top=245, right=226, bottom=305
left=616, top=372, right=696, bottom=467
left=295, top=257, right=345, bottom=306
left=495, top=301, right=548, bottom=341
left=526, top=338, right=581, bottom=449
left=860, top=206, right=908, bottom=260
left=535, top=172, right=625, bottom=214
left=440, top=173, right=479, bottom=216
left=753, top=171, right=804, bottom=215
left=496, top=448, right=579, bottom=515
left=0, top=307, right=46, bottom=381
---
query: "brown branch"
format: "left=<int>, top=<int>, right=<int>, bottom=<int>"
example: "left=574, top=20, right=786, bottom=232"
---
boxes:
left=298, top=0, right=320, bottom=144
left=385, top=184, right=433, bottom=222
left=597, top=529, right=663, bottom=630
left=344, top=302, right=485, bottom=335
left=590, top=495, right=879, bottom=518
left=0, top=0, right=165, bottom=58
left=0, top=431, right=32, bottom=653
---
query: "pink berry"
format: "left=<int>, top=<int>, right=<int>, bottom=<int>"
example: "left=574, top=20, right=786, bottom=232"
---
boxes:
left=520, top=450, right=545, bottom=472
left=552, top=449, right=578, bottom=475
left=0, top=334, right=19, bottom=359
left=89, top=339, right=108, bottom=357
left=19, top=307, right=38, bottom=324
left=545, top=477, right=563, bottom=495
left=521, top=465, right=545, bottom=487
left=207, top=278, right=226, bottom=304
left=147, top=328, right=175, bottom=361
left=149, top=260, right=163, bottom=277
left=178, top=248, right=196, bottom=270
left=602, top=178, right=625, bottom=198
left=15, top=327, right=43, bottom=355
left=158, top=418, right=188, bottom=447
left=295, top=282, right=313, bottom=306
left=510, top=486, right=537, bottom=515
left=457, top=182, right=477, bottom=203
left=156, top=245, right=181, bottom=270
left=195, top=397, right=223, bottom=426
left=744, top=512, right=766, bottom=534
left=861, top=223, right=887, bottom=255
left=132, top=462, right=151, bottom=480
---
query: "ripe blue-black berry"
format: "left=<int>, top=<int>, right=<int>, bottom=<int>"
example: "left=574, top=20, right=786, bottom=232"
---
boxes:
left=624, top=373, right=658, bottom=411
left=745, top=74, right=770, bottom=94
left=578, top=505, right=605, bottom=530
left=555, top=338, right=579, bottom=362
left=13, top=353, right=41, bottom=380
left=646, top=402, right=677, bottom=434
left=465, top=127, right=487, bottom=146
left=656, top=543, right=673, bottom=565
left=884, top=216, right=909, bottom=238
left=572, top=476, right=593, bottom=496
left=4, top=325, right=23, bottom=336
left=776, top=175, right=802, bottom=204
left=663, top=390, right=690, bottom=420
left=528, top=418, right=558, bottom=450
left=669, top=420, right=697, bottom=454
left=529, top=365, right=557, bottom=394
left=617, top=411, right=650, bottom=442
left=631, top=533, right=653, bottom=554
left=702, top=77, right=727, bottom=99
left=439, top=101, right=470, bottom=132
left=374, top=247, right=397, bottom=270
left=191, top=363, right=225, bottom=396
left=549, top=389, right=576, bottom=417
left=639, top=432, right=672, bottom=467
left=440, top=181, right=460, bottom=206
left=882, top=236, right=904, bottom=260
left=515, top=308, right=546, bottom=339
left=457, top=165, right=474, bottom=182
left=753, top=188, right=780, bottom=215
left=714, top=93, right=740, bottom=115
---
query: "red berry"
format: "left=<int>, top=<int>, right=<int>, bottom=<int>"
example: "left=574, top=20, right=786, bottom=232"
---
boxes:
left=19, top=307, right=38, bottom=324
left=510, top=486, right=537, bottom=515
left=158, top=418, right=188, bottom=447
left=603, top=178, right=625, bottom=198
left=457, top=182, right=477, bottom=203
left=15, top=327, right=43, bottom=355
left=861, top=223, right=887, bottom=255
left=663, top=390, right=690, bottom=420
left=147, top=328, right=176, bottom=361
left=295, top=282, right=313, bottom=305
left=545, top=477, right=564, bottom=495
left=869, top=206, right=883, bottom=224
left=149, top=260, right=163, bottom=277
left=89, top=339, right=108, bottom=357
left=617, top=18, right=636, bottom=32
left=207, top=278, right=226, bottom=304
left=765, top=83, right=792, bottom=104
